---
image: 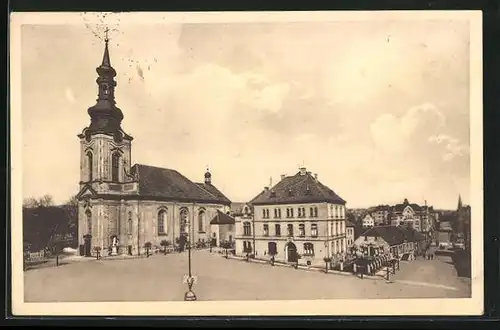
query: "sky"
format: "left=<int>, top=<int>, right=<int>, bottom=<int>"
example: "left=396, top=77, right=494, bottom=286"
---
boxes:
left=20, top=15, right=472, bottom=209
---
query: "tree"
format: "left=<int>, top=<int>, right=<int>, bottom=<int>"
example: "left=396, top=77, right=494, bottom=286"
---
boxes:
left=160, top=240, right=169, bottom=255
left=23, top=194, right=55, bottom=209
left=39, top=194, right=54, bottom=207
left=23, top=197, right=40, bottom=209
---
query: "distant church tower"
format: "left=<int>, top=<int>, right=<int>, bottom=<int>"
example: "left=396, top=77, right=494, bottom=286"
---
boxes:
left=77, top=36, right=134, bottom=189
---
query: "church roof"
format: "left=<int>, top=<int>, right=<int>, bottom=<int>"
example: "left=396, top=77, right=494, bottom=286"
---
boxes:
left=209, top=210, right=236, bottom=225
left=131, top=164, right=231, bottom=205
left=195, top=182, right=231, bottom=204
left=249, top=170, right=346, bottom=206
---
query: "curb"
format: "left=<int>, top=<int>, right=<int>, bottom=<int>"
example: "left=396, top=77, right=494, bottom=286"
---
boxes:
left=226, top=255, right=386, bottom=281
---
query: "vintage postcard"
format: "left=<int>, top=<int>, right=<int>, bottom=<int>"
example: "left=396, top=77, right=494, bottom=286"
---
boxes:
left=10, top=10, right=483, bottom=316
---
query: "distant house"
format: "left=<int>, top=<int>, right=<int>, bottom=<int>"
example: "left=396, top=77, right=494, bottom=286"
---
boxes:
left=232, top=202, right=254, bottom=253
left=345, top=220, right=363, bottom=247
left=354, top=225, right=426, bottom=258
left=361, top=213, right=375, bottom=228
left=390, top=198, right=433, bottom=233
left=209, top=210, right=236, bottom=248
left=368, top=205, right=392, bottom=225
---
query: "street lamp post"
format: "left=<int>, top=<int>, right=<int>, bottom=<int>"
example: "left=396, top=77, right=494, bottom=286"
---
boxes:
left=184, top=235, right=197, bottom=301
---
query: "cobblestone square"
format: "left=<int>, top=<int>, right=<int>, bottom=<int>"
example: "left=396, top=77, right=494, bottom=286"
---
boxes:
left=24, top=250, right=470, bottom=302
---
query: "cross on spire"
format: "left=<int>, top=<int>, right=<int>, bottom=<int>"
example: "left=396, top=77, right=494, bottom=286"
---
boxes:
left=104, top=27, right=110, bottom=43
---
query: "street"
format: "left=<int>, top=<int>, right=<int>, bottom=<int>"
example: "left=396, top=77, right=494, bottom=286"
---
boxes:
left=24, top=250, right=471, bottom=302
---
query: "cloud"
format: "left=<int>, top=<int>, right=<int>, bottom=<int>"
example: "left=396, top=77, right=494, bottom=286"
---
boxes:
left=370, top=103, right=448, bottom=153
left=64, top=87, right=76, bottom=103
left=20, top=21, right=471, bottom=209
left=428, top=133, right=469, bottom=161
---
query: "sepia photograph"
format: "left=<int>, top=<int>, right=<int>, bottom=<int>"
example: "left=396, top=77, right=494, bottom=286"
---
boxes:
left=10, top=10, right=483, bottom=316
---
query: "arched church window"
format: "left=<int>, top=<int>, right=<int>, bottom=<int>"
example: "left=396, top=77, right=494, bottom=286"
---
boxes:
left=158, top=209, right=167, bottom=234
left=112, top=152, right=121, bottom=182
left=86, top=210, right=92, bottom=234
left=180, top=208, right=189, bottom=235
left=198, top=210, right=205, bottom=233
left=87, top=152, right=93, bottom=181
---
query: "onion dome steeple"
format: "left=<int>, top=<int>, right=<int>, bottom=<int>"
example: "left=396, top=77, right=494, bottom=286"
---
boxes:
left=82, top=30, right=131, bottom=141
left=204, top=167, right=212, bottom=184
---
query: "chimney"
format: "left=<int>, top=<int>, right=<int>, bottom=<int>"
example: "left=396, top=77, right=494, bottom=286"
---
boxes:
left=280, top=174, right=286, bottom=181
left=299, top=167, right=307, bottom=175
left=264, top=186, right=269, bottom=191
left=269, top=177, right=273, bottom=188
left=314, top=173, right=318, bottom=181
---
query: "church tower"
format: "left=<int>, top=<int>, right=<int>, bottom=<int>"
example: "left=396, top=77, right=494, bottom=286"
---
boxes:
left=77, top=36, right=135, bottom=193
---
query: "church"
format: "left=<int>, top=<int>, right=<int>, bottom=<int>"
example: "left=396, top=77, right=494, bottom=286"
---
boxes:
left=76, top=39, right=232, bottom=257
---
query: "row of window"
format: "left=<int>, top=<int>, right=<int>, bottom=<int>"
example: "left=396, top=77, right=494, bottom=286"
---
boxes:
left=157, top=208, right=206, bottom=235
left=262, top=206, right=319, bottom=219
left=86, top=207, right=208, bottom=238
left=243, top=222, right=319, bottom=237
left=330, top=221, right=346, bottom=236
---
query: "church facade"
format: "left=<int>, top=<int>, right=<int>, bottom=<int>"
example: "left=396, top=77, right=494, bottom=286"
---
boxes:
left=76, top=40, right=231, bottom=257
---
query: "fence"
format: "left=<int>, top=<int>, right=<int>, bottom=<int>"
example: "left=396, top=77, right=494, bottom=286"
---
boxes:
left=26, top=249, right=47, bottom=262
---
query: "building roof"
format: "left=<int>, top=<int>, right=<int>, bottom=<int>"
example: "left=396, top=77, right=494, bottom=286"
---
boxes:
left=361, top=212, right=374, bottom=220
left=360, top=225, right=421, bottom=246
left=401, top=226, right=426, bottom=242
left=230, top=202, right=253, bottom=216
left=393, top=199, right=423, bottom=212
left=249, top=170, right=346, bottom=206
left=345, top=219, right=356, bottom=227
left=368, top=204, right=392, bottom=212
left=210, top=210, right=236, bottom=225
left=131, top=164, right=231, bottom=205
left=195, top=182, right=231, bottom=204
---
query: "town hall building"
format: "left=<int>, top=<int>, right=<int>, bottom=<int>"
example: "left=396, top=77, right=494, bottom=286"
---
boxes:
left=235, top=168, right=347, bottom=267
left=76, top=39, right=231, bottom=257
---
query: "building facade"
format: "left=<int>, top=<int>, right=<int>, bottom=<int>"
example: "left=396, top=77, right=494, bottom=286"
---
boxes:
left=361, top=213, right=375, bottom=228
left=345, top=220, right=356, bottom=247
left=368, top=205, right=391, bottom=225
left=76, top=40, right=231, bottom=257
left=209, top=210, right=236, bottom=248
left=389, top=198, right=433, bottom=233
left=354, top=225, right=425, bottom=258
left=235, top=168, right=347, bottom=267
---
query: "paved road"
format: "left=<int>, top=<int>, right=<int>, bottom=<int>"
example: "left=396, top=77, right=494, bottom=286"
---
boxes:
left=392, top=253, right=471, bottom=295
left=24, top=250, right=470, bottom=302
